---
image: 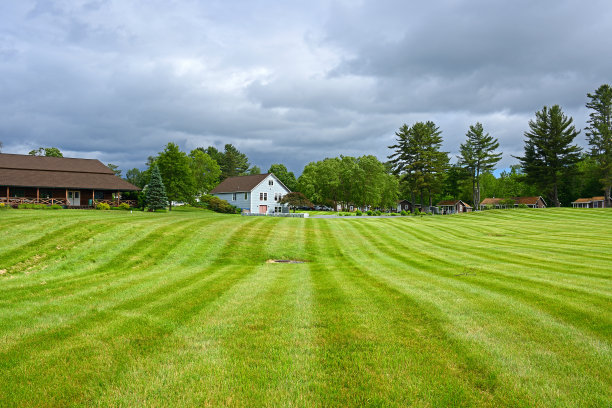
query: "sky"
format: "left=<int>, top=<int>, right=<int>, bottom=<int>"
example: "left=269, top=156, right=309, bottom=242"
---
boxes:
left=1, top=0, right=611, bottom=175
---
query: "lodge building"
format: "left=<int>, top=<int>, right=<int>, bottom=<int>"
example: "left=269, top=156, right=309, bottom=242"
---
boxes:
left=0, top=153, right=139, bottom=208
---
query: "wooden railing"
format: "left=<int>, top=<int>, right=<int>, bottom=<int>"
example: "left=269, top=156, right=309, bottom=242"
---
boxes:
left=0, top=197, right=135, bottom=207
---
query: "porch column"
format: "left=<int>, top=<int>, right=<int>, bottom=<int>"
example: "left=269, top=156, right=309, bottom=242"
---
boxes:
left=5, top=186, right=8, bottom=199
left=36, top=188, right=39, bottom=201
left=116, top=191, right=119, bottom=205
left=65, top=189, right=68, bottom=205
left=92, top=189, right=95, bottom=206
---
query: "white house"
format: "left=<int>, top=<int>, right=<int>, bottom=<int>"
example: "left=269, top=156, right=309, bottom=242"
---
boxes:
left=209, top=173, right=291, bottom=214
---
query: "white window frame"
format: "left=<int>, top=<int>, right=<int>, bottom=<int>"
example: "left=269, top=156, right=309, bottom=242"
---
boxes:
left=269, top=179, right=273, bottom=186
left=232, top=193, right=237, bottom=201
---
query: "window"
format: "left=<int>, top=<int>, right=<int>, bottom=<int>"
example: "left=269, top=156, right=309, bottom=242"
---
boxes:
left=275, top=206, right=282, bottom=213
left=244, top=192, right=248, bottom=200
left=40, top=189, right=53, bottom=199
left=259, top=192, right=267, bottom=201
left=269, top=179, right=273, bottom=186
left=11, top=189, right=24, bottom=197
left=94, top=191, right=104, bottom=200
left=232, top=193, right=237, bottom=201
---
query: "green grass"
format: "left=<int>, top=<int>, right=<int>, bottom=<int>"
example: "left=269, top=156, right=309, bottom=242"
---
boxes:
left=0, top=209, right=610, bottom=407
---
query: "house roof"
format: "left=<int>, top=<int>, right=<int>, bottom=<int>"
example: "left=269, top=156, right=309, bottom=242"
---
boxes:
left=437, top=199, right=472, bottom=207
left=0, top=153, right=139, bottom=191
left=209, top=173, right=272, bottom=193
left=572, top=196, right=605, bottom=203
left=480, top=196, right=546, bottom=206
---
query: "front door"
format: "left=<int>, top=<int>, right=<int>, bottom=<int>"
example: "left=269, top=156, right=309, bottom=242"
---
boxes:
left=259, top=205, right=267, bottom=214
left=68, top=191, right=80, bottom=206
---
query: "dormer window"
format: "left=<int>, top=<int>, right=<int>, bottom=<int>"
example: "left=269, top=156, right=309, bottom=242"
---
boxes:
left=269, top=179, right=273, bottom=186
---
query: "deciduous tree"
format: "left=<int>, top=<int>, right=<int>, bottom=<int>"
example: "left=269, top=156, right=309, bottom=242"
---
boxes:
left=156, top=143, right=195, bottom=210
left=268, top=164, right=297, bottom=191
left=279, top=192, right=313, bottom=212
left=28, top=147, right=63, bottom=157
left=189, top=149, right=221, bottom=196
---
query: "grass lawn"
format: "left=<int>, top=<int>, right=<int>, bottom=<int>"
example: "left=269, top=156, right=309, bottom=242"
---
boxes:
left=0, top=208, right=610, bottom=407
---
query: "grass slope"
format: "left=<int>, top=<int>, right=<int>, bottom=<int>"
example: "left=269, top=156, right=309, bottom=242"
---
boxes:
left=0, top=208, right=610, bottom=407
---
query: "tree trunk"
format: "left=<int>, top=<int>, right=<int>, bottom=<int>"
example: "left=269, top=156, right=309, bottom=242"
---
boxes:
left=606, top=185, right=611, bottom=208
left=169, top=201, right=172, bottom=211
left=553, top=184, right=560, bottom=207
left=475, top=171, right=480, bottom=210
left=472, top=177, right=476, bottom=211
left=420, top=190, right=424, bottom=209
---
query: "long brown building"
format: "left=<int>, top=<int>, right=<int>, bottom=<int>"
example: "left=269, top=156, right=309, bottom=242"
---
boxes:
left=0, top=153, right=139, bottom=207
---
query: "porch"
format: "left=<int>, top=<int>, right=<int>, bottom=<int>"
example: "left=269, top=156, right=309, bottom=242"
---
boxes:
left=1, top=186, right=136, bottom=208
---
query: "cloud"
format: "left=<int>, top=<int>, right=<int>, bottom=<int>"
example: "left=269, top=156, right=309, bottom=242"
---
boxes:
left=0, top=0, right=610, bottom=173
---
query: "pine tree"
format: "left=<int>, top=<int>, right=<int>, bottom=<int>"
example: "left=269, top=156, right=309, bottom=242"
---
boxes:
left=458, top=122, right=502, bottom=209
left=515, top=105, right=581, bottom=207
left=585, top=84, right=612, bottom=207
left=145, top=164, right=168, bottom=211
left=388, top=121, right=449, bottom=208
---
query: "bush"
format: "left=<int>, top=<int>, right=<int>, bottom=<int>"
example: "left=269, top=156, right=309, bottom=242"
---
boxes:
left=518, top=203, right=528, bottom=208
left=400, top=210, right=408, bottom=216
left=110, top=202, right=131, bottom=211
left=43, top=204, right=63, bottom=210
left=389, top=213, right=398, bottom=216
left=18, top=203, right=46, bottom=209
left=96, top=202, right=111, bottom=210
left=0, top=203, right=11, bottom=210
left=355, top=209, right=362, bottom=216
left=198, top=195, right=241, bottom=214
left=366, top=210, right=373, bottom=216
left=374, top=210, right=382, bottom=216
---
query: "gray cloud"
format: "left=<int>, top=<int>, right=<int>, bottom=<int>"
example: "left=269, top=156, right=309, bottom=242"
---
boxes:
left=0, top=0, right=610, bottom=173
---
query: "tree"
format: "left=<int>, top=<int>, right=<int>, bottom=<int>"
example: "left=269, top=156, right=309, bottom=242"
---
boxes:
left=458, top=123, right=502, bottom=209
left=388, top=121, right=449, bottom=208
left=248, top=165, right=261, bottom=175
left=200, top=144, right=250, bottom=180
left=585, top=84, right=612, bottom=207
left=156, top=143, right=195, bottom=210
left=515, top=105, right=582, bottom=207
left=28, top=147, right=63, bottom=157
left=268, top=164, right=297, bottom=191
left=107, top=163, right=122, bottom=177
left=279, top=192, right=313, bottom=212
left=189, top=149, right=221, bottom=196
left=125, top=168, right=146, bottom=188
left=145, top=164, right=168, bottom=211
left=298, top=158, right=341, bottom=209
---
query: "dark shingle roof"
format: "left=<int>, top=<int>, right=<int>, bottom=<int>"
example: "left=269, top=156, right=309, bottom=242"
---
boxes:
left=0, top=153, right=139, bottom=190
left=209, top=173, right=271, bottom=193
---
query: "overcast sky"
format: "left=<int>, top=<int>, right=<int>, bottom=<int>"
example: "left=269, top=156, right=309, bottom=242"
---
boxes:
left=1, top=1, right=611, bottom=174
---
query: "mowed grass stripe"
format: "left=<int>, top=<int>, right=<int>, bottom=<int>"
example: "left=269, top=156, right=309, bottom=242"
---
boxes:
left=350, top=219, right=611, bottom=341
left=334, top=219, right=611, bottom=406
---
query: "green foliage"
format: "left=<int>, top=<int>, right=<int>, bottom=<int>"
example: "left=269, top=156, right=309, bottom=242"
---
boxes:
left=145, top=164, right=168, bottom=211
left=118, top=202, right=131, bottom=210
left=0, top=203, right=10, bottom=210
left=518, top=203, right=528, bottom=208
left=198, top=195, right=241, bottom=214
left=458, top=122, right=502, bottom=208
left=298, top=155, right=397, bottom=210
left=107, top=163, right=122, bottom=177
left=388, top=121, right=449, bottom=207
left=17, top=203, right=46, bottom=209
left=28, top=147, right=63, bottom=157
left=268, top=164, right=297, bottom=191
left=189, top=149, right=221, bottom=196
left=45, top=204, right=63, bottom=210
left=516, top=105, right=582, bottom=207
left=400, top=210, right=408, bottom=216
left=585, top=84, right=612, bottom=206
left=279, top=192, right=312, bottom=212
left=125, top=168, right=146, bottom=188
left=355, top=209, right=362, bottom=216
left=96, top=202, right=110, bottom=210
left=248, top=165, right=261, bottom=175
left=156, top=143, right=195, bottom=209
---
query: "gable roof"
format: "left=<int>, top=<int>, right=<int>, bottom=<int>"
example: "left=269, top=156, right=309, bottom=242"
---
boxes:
left=437, top=199, right=472, bottom=208
left=0, top=153, right=139, bottom=191
left=480, top=196, right=546, bottom=206
left=572, top=196, right=604, bottom=203
left=209, top=173, right=271, bottom=193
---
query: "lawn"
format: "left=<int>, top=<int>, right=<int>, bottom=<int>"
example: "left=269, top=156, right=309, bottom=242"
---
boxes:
left=0, top=208, right=610, bottom=407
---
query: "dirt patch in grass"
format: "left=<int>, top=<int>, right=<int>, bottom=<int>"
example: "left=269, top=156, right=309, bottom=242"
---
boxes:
left=266, top=259, right=307, bottom=264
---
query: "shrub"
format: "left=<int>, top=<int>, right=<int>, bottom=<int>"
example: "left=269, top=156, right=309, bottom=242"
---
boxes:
left=518, top=203, right=528, bottom=208
left=43, top=204, right=62, bottom=210
left=355, top=209, right=362, bottom=216
left=96, top=202, right=111, bottom=210
left=374, top=210, right=382, bottom=216
left=389, top=213, right=398, bottom=216
left=400, top=210, right=408, bottom=216
left=18, top=203, right=46, bottom=209
left=0, top=203, right=10, bottom=210
left=366, top=210, right=373, bottom=216
left=198, top=195, right=241, bottom=214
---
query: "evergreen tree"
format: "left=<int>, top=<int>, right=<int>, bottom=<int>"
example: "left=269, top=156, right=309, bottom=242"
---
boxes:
left=388, top=121, right=449, bottom=208
left=515, top=105, right=581, bottom=207
left=156, top=143, right=195, bottom=210
left=585, top=84, right=612, bottom=207
left=458, top=122, right=502, bottom=209
left=248, top=165, right=261, bottom=175
left=145, top=164, right=168, bottom=211
left=107, top=163, right=122, bottom=177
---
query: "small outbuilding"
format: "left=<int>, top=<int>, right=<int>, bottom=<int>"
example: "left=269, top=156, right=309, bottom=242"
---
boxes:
left=480, top=196, right=546, bottom=209
left=437, top=199, right=472, bottom=214
left=571, top=196, right=604, bottom=208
